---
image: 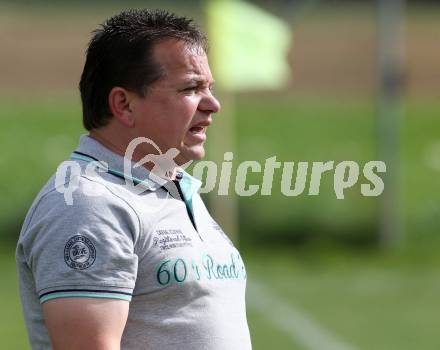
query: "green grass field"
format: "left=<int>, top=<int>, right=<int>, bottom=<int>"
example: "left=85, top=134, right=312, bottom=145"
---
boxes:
left=1, top=96, right=439, bottom=349
left=245, top=245, right=440, bottom=350
left=0, top=246, right=30, bottom=349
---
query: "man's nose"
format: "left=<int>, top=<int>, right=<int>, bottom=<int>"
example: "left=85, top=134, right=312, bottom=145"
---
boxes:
left=199, top=91, right=221, bottom=115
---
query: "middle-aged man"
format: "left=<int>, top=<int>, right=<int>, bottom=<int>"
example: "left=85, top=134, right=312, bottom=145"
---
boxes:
left=16, top=9, right=252, bottom=350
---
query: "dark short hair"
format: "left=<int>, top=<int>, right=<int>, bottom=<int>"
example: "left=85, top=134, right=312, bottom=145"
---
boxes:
left=79, top=9, right=208, bottom=130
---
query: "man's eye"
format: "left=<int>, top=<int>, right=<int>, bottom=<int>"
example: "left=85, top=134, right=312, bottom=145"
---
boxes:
left=183, top=86, right=198, bottom=92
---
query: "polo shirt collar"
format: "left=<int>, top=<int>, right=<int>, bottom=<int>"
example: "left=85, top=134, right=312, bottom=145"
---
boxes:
left=72, top=135, right=202, bottom=201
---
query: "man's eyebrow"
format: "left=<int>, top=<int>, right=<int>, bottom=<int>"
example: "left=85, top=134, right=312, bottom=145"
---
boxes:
left=183, top=77, right=215, bottom=86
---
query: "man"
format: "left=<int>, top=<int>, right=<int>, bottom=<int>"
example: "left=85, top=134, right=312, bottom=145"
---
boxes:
left=16, top=9, right=252, bottom=350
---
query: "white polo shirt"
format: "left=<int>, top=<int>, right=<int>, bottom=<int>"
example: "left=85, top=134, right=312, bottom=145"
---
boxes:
left=16, top=135, right=252, bottom=350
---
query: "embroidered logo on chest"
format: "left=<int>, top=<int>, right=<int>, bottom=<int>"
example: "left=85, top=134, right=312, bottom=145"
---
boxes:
left=152, top=229, right=193, bottom=251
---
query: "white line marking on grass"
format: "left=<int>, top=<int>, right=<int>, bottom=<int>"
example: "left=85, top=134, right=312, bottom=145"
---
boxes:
left=247, top=279, right=358, bottom=350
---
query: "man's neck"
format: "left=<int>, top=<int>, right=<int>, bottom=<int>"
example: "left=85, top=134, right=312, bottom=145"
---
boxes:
left=89, top=130, right=128, bottom=158
left=88, top=129, right=178, bottom=180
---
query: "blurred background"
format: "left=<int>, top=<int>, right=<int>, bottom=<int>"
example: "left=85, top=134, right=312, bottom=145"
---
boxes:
left=1, top=0, right=439, bottom=349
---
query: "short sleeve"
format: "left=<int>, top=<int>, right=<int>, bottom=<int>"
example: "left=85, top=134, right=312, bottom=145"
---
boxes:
left=20, top=177, right=140, bottom=304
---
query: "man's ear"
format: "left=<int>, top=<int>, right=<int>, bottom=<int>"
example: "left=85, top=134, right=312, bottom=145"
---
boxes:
left=108, top=87, right=136, bottom=128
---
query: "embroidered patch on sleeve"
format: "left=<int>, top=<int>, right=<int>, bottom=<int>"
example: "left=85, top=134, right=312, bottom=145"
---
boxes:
left=64, top=235, right=96, bottom=270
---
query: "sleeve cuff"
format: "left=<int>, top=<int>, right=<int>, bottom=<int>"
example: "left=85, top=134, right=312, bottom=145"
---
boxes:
left=39, top=289, right=132, bottom=304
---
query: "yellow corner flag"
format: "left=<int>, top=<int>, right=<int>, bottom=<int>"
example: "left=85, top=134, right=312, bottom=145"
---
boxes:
left=207, top=0, right=292, bottom=91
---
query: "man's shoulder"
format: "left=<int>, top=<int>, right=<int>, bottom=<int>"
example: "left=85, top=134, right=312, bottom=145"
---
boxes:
left=17, top=168, right=145, bottom=263
left=33, top=168, right=129, bottom=211
left=21, top=165, right=142, bottom=237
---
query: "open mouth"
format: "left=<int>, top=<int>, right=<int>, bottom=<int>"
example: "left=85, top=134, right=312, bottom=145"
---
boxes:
left=189, top=126, right=205, bottom=134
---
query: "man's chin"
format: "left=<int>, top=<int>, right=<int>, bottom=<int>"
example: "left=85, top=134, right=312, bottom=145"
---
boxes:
left=177, top=145, right=205, bottom=164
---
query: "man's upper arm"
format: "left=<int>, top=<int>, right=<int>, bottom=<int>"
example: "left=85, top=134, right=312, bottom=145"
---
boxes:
left=43, top=297, right=129, bottom=350
left=22, top=181, right=140, bottom=303
left=18, top=179, right=140, bottom=347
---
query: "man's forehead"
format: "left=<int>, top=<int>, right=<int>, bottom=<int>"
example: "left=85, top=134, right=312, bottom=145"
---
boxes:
left=153, top=39, right=213, bottom=81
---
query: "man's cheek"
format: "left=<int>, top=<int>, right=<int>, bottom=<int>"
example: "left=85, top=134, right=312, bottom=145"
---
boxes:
left=180, top=99, right=199, bottom=117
